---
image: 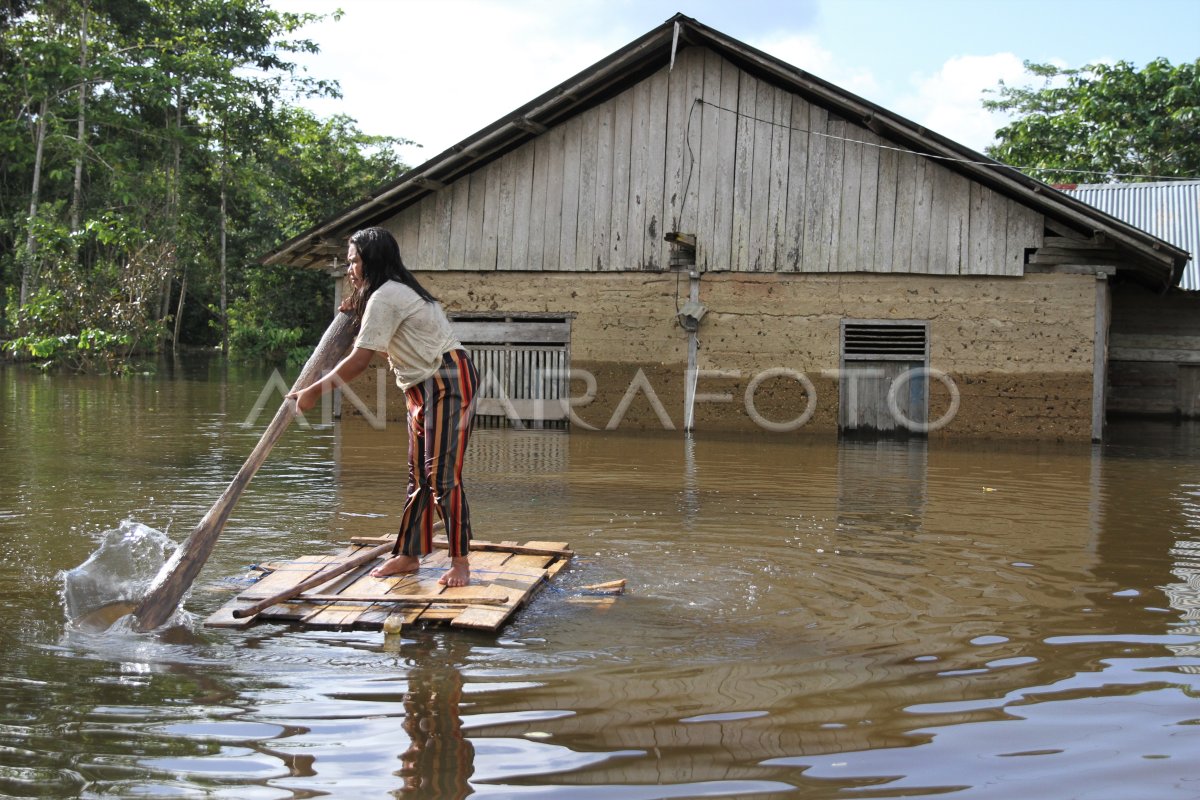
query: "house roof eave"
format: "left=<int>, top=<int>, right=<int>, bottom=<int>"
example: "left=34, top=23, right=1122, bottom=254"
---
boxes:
left=676, top=17, right=1188, bottom=285
left=263, top=13, right=1189, bottom=288
left=260, top=15, right=685, bottom=268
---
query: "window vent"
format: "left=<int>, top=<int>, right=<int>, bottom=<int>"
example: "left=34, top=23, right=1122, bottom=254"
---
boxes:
left=842, top=321, right=928, bottom=361
left=449, top=312, right=574, bottom=429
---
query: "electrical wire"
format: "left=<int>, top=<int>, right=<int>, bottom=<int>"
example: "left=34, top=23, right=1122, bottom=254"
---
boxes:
left=694, top=97, right=1199, bottom=184
left=679, top=96, right=700, bottom=224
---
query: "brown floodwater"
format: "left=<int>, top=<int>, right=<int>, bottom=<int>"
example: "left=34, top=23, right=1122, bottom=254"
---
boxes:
left=1, top=359, right=1199, bottom=799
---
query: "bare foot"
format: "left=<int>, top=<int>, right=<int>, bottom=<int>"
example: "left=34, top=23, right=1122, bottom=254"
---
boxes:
left=438, top=557, right=470, bottom=587
left=371, top=554, right=420, bottom=578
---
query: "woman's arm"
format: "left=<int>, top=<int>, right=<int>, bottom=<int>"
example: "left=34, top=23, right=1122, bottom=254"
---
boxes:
left=288, top=346, right=377, bottom=413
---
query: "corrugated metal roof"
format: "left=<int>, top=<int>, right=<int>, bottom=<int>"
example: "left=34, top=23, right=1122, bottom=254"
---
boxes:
left=1060, top=181, right=1199, bottom=290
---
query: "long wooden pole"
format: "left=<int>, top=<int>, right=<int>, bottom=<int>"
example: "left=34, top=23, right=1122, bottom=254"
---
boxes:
left=238, top=593, right=507, bottom=607
left=131, top=312, right=357, bottom=631
left=232, top=521, right=447, bottom=620
left=231, top=539, right=396, bottom=619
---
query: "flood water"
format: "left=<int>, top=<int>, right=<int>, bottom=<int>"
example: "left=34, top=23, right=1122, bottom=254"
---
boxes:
left=2, top=359, right=1199, bottom=799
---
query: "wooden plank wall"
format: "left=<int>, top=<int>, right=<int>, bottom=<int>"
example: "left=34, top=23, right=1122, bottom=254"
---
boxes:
left=1108, top=285, right=1200, bottom=417
left=387, top=47, right=1043, bottom=276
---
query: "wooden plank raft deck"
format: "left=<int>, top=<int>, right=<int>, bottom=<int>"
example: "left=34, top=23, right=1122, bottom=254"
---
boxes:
left=204, top=537, right=573, bottom=633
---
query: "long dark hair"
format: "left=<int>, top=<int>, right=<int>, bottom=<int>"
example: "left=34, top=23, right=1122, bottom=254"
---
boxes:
left=346, top=227, right=436, bottom=320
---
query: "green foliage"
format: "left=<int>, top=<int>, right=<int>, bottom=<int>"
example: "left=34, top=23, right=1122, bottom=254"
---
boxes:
left=985, top=58, right=1200, bottom=184
left=0, top=0, right=408, bottom=369
left=4, top=286, right=69, bottom=361
left=256, top=109, right=412, bottom=237
left=218, top=107, right=405, bottom=362
left=7, top=319, right=135, bottom=367
left=226, top=261, right=332, bottom=363
left=5, top=214, right=170, bottom=371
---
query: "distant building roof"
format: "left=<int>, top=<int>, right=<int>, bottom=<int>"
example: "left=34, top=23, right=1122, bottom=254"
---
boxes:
left=1057, top=181, right=1199, bottom=291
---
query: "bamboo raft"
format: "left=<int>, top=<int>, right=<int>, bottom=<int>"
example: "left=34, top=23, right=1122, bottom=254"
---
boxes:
left=205, top=537, right=574, bottom=633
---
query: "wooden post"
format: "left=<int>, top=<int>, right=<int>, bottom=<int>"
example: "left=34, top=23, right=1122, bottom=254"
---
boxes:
left=684, top=268, right=701, bottom=431
left=1092, top=273, right=1110, bottom=442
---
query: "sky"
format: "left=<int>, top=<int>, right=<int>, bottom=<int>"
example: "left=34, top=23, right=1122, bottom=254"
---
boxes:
left=273, top=0, right=1200, bottom=169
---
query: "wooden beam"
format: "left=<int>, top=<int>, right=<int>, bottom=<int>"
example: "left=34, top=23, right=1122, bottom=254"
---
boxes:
left=229, top=539, right=394, bottom=619
left=412, top=176, right=446, bottom=191
left=451, top=319, right=572, bottom=344
left=237, top=592, right=508, bottom=606
left=513, top=116, right=548, bottom=134
left=1093, top=274, right=1110, bottom=442
left=1026, top=264, right=1117, bottom=275
left=1043, top=217, right=1092, bottom=240
left=349, top=536, right=574, bottom=558
left=449, top=310, right=577, bottom=320
left=1110, top=347, right=1200, bottom=364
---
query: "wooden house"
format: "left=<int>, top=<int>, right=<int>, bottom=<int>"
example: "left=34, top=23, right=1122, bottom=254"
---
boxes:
left=263, top=15, right=1190, bottom=440
left=1058, top=181, right=1200, bottom=419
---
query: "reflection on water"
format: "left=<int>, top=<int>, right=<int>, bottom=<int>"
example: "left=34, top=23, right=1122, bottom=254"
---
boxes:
left=396, top=634, right=474, bottom=798
left=1, top=361, right=1200, bottom=798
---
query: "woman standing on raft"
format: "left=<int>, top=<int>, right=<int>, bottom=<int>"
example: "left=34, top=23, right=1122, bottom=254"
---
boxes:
left=289, top=227, right=479, bottom=587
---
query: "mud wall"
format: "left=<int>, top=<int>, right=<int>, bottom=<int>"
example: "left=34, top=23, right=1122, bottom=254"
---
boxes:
left=341, top=270, right=1097, bottom=440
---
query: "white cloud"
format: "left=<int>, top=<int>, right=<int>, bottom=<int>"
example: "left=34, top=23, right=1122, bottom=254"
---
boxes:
left=893, top=53, right=1029, bottom=152
left=284, top=0, right=617, bottom=167
left=754, top=32, right=879, bottom=99
left=734, top=35, right=1030, bottom=154
left=279, top=3, right=1069, bottom=165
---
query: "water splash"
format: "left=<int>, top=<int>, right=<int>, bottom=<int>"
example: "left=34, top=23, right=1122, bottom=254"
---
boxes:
left=60, top=520, right=177, bottom=630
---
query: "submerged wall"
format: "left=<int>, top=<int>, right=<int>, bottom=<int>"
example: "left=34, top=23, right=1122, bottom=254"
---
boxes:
left=341, top=270, right=1097, bottom=440
left=1108, top=284, right=1200, bottom=418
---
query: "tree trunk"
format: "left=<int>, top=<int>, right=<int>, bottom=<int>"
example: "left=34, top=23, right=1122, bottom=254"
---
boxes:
left=70, top=0, right=89, bottom=234
left=220, top=171, right=228, bottom=356
left=20, top=98, right=49, bottom=308
left=160, top=85, right=184, bottom=341
left=172, top=269, right=187, bottom=350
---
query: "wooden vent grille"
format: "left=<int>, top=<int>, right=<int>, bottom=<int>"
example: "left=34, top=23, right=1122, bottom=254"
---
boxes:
left=842, top=321, right=928, bottom=361
left=450, top=313, right=573, bottom=429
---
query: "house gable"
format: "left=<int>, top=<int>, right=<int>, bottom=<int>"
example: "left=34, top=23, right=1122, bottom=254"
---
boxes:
left=377, top=47, right=1043, bottom=279
left=264, top=14, right=1185, bottom=291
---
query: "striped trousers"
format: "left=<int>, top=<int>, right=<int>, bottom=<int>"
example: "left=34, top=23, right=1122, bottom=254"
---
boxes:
left=395, top=349, right=478, bottom=559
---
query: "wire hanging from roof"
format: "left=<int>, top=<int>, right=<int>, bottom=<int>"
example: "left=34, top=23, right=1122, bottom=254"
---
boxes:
left=694, top=97, right=1200, bottom=184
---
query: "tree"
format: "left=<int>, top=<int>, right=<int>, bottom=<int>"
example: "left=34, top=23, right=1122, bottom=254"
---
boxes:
left=225, top=108, right=409, bottom=362
left=984, top=58, right=1200, bottom=184
left=1, top=0, right=83, bottom=306
left=0, top=0, right=407, bottom=369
